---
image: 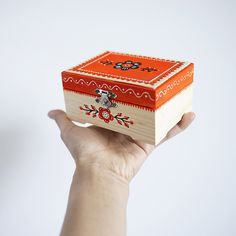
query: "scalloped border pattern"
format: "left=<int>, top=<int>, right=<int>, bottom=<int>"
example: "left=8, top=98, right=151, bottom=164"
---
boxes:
left=62, top=70, right=193, bottom=102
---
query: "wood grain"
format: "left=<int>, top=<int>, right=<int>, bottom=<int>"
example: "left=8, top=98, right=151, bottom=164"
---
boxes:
left=63, top=84, right=193, bottom=145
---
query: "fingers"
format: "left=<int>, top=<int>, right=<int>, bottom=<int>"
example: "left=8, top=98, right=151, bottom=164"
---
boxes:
left=131, top=112, right=195, bottom=152
left=159, top=112, right=196, bottom=145
left=177, top=112, right=196, bottom=130
left=48, top=109, right=75, bottom=133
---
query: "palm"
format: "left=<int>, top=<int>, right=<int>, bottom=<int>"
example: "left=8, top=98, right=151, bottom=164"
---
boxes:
left=49, top=110, right=195, bottom=182
left=61, top=125, right=152, bottom=181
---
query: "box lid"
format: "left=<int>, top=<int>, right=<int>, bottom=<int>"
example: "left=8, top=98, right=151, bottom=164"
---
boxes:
left=62, top=51, right=194, bottom=110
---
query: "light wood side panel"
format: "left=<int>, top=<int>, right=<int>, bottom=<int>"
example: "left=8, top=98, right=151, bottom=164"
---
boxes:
left=155, top=83, right=193, bottom=145
left=63, top=90, right=156, bottom=144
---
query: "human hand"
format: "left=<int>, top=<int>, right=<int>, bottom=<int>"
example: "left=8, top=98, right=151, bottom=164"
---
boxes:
left=48, top=110, right=195, bottom=183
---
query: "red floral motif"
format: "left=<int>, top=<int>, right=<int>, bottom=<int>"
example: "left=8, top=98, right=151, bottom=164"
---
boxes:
left=114, top=113, right=134, bottom=128
left=98, top=107, right=114, bottom=123
left=79, top=104, right=134, bottom=127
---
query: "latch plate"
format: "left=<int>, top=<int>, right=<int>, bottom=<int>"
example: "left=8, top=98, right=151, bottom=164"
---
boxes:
left=95, top=89, right=117, bottom=109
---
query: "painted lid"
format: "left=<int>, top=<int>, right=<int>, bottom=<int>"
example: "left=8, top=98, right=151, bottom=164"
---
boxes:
left=62, top=51, right=194, bottom=110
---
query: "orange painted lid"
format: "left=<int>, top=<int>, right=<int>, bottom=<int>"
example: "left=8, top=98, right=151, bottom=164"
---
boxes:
left=62, top=51, right=194, bottom=110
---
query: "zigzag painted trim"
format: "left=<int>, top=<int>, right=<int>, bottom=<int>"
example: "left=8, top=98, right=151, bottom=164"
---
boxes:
left=153, top=62, right=190, bottom=88
left=64, top=89, right=155, bottom=112
left=63, top=70, right=193, bottom=102
left=63, top=77, right=155, bottom=101
left=155, top=70, right=194, bottom=101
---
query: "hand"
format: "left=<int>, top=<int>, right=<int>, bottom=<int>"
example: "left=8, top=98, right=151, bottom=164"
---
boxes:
left=48, top=110, right=195, bottom=183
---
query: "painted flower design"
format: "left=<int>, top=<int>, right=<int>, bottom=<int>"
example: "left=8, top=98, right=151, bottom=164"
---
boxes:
left=79, top=104, right=134, bottom=127
left=114, top=60, right=141, bottom=71
left=98, top=107, right=114, bottom=123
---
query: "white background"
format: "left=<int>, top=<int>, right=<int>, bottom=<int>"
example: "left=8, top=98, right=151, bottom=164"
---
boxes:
left=0, top=0, right=235, bottom=235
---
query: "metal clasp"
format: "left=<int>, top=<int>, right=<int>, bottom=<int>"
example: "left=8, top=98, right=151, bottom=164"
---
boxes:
left=95, top=89, right=117, bottom=109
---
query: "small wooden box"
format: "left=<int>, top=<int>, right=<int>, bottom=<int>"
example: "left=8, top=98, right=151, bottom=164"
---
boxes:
left=62, top=51, right=194, bottom=145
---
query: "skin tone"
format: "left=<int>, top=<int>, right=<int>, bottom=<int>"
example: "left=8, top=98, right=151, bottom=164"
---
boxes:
left=48, top=110, right=195, bottom=236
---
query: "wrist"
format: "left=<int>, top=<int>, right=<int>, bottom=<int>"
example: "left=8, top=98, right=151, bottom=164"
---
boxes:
left=62, top=160, right=129, bottom=236
left=71, top=163, right=129, bottom=202
left=76, top=156, right=131, bottom=185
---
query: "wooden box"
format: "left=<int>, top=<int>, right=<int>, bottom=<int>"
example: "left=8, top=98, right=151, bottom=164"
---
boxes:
left=62, top=51, right=194, bottom=145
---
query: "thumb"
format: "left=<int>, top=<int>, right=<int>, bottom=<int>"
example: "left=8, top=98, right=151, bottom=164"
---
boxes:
left=48, top=109, right=75, bottom=133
